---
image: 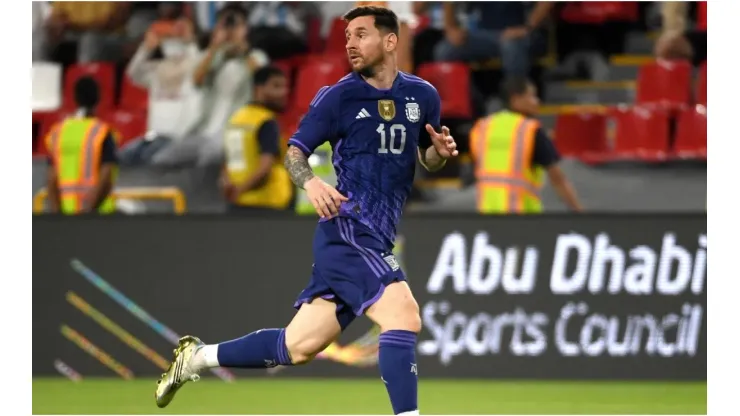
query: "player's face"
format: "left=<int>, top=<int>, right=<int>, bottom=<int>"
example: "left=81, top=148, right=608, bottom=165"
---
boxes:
left=345, top=16, right=389, bottom=76
left=261, top=75, right=289, bottom=112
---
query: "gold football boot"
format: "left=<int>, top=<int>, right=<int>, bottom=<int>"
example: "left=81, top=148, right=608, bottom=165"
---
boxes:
left=155, top=335, right=204, bottom=408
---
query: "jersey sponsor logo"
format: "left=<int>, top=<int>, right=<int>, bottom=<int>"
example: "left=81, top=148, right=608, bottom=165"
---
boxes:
left=405, top=102, right=421, bottom=123
left=378, top=100, right=396, bottom=121
left=383, top=254, right=401, bottom=271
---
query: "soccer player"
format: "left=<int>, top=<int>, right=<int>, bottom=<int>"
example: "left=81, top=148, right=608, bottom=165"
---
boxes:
left=155, top=7, right=458, bottom=415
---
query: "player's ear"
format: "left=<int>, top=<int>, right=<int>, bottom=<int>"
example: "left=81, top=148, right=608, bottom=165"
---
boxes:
left=384, top=32, right=398, bottom=52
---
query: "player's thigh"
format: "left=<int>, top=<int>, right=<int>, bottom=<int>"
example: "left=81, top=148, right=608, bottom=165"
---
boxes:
left=285, top=297, right=342, bottom=363
left=365, top=281, right=421, bottom=333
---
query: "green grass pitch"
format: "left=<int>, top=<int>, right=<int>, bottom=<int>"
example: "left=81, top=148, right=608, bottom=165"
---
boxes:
left=32, top=378, right=706, bottom=414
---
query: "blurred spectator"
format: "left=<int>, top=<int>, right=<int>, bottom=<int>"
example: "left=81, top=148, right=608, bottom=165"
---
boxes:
left=553, top=2, right=638, bottom=81
left=655, top=1, right=706, bottom=66
left=46, top=2, right=132, bottom=63
left=120, top=16, right=202, bottom=166
left=44, top=77, right=119, bottom=214
left=469, top=77, right=582, bottom=213
left=434, top=2, right=553, bottom=77
left=247, top=2, right=313, bottom=60
left=221, top=66, right=293, bottom=213
left=150, top=4, right=269, bottom=169
left=412, top=2, right=447, bottom=67
left=32, top=2, right=50, bottom=61
left=193, top=1, right=228, bottom=33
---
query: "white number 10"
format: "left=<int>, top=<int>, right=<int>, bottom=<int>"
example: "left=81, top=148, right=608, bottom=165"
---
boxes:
left=377, top=123, right=407, bottom=155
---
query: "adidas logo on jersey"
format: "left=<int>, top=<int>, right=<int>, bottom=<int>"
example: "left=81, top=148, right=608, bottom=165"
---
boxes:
left=356, top=108, right=371, bottom=119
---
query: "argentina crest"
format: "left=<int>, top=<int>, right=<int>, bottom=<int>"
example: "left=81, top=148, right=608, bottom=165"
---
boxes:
left=405, top=102, right=420, bottom=123
left=378, top=100, right=396, bottom=121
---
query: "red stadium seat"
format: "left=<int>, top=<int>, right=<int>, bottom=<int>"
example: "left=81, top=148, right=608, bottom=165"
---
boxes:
left=606, top=105, right=671, bottom=162
left=636, top=60, right=692, bottom=110
left=63, top=62, right=116, bottom=111
left=292, top=59, right=348, bottom=116
left=416, top=62, right=472, bottom=119
left=696, top=61, right=707, bottom=106
left=119, top=76, right=149, bottom=114
left=673, top=105, right=707, bottom=160
left=553, top=112, right=608, bottom=160
left=99, top=109, right=147, bottom=146
left=324, top=18, right=347, bottom=56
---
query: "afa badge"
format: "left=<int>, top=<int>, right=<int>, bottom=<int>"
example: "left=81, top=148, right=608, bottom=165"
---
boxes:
left=378, top=100, right=396, bottom=121
left=405, top=102, right=420, bottom=123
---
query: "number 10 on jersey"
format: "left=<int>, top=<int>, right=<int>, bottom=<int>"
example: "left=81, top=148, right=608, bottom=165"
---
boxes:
left=377, top=123, right=407, bottom=154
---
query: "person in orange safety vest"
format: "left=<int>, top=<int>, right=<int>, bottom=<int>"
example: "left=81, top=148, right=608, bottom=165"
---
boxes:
left=469, top=77, right=582, bottom=213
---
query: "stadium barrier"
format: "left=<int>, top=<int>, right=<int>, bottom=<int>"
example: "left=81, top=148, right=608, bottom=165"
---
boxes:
left=33, top=214, right=706, bottom=381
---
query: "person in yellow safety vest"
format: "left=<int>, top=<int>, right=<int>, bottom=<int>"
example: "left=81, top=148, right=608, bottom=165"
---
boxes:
left=44, top=76, right=119, bottom=215
left=295, top=141, right=337, bottom=215
left=221, top=66, right=293, bottom=213
left=470, top=77, right=583, bottom=213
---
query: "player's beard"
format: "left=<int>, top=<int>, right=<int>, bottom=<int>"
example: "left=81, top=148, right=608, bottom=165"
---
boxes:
left=354, top=52, right=384, bottom=78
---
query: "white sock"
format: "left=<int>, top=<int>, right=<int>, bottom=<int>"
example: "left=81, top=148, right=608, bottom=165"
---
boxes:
left=196, top=344, right=220, bottom=369
left=397, top=411, right=419, bottom=416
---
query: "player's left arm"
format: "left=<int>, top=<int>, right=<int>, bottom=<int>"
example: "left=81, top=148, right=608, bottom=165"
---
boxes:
left=417, top=87, right=458, bottom=172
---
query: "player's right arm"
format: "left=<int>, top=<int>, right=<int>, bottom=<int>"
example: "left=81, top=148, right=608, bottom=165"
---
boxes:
left=285, top=86, right=348, bottom=218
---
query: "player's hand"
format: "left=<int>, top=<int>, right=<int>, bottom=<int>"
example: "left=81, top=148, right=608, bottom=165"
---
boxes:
left=425, top=124, right=459, bottom=159
left=304, top=177, right=349, bottom=219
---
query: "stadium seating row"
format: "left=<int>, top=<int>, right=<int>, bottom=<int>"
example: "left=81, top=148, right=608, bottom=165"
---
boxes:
left=554, top=105, right=707, bottom=164
left=32, top=58, right=707, bottom=162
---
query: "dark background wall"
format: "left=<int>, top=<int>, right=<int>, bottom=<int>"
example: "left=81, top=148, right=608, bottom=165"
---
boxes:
left=33, top=215, right=706, bottom=380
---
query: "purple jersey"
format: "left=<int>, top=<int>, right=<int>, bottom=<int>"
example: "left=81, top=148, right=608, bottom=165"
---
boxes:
left=288, top=71, right=441, bottom=248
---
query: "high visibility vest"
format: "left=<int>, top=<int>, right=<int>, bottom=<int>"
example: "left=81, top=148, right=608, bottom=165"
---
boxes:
left=470, top=110, right=544, bottom=214
left=225, top=104, right=293, bottom=209
left=296, top=142, right=337, bottom=215
left=45, top=117, right=117, bottom=214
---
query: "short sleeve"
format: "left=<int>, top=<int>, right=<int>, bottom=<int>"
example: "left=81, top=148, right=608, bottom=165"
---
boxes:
left=531, top=127, right=561, bottom=168
left=418, top=86, right=442, bottom=149
left=256, top=119, right=281, bottom=156
left=287, top=86, right=339, bottom=155
left=100, top=131, right=119, bottom=165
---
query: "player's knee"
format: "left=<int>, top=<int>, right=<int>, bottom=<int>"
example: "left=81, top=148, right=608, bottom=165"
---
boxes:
left=373, top=296, right=422, bottom=333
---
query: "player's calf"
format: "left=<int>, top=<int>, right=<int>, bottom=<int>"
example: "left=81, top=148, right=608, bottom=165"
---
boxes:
left=366, top=281, right=421, bottom=415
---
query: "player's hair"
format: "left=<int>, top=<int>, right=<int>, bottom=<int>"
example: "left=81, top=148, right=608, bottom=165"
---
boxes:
left=253, top=66, right=285, bottom=87
left=501, top=76, right=533, bottom=108
left=74, top=76, right=100, bottom=110
left=343, top=6, right=399, bottom=37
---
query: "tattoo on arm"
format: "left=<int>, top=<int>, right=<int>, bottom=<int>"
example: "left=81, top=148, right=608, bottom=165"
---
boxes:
left=285, top=146, right=316, bottom=189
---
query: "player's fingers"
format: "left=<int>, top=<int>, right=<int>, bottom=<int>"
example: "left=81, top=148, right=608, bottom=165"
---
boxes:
left=441, top=126, right=451, bottom=137
left=425, top=124, right=438, bottom=136
left=310, top=198, right=328, bottom=218
left=321, top=193, right=340, bottom=215
left=446, top=141, right=457, bottom=150
left=329, top=188, right=349, bottom=204
left=451, top=149, right=459, bottom=157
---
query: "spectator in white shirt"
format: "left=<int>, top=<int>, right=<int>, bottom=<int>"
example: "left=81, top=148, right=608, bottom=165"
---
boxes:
left=120, top=15, right=203, bottom=166
left=150, top=4, right=269, bottom=169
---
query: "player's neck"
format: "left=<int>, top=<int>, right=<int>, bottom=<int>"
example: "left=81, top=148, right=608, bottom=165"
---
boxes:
left=362, top=64, right=399, bottom=90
